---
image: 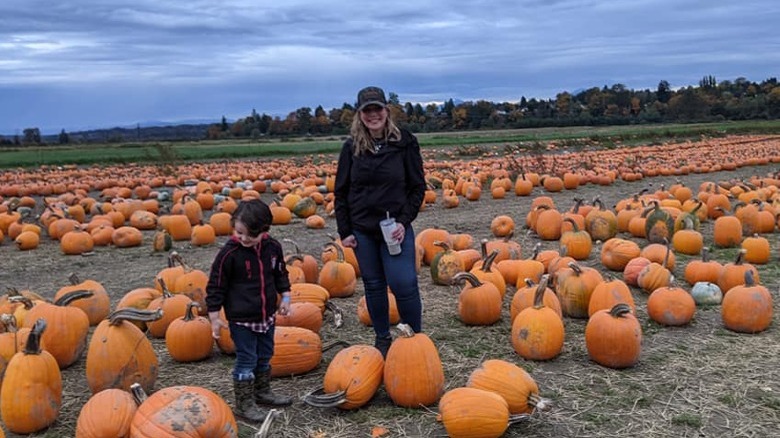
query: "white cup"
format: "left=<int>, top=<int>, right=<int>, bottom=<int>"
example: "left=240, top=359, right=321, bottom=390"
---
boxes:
left=379, top=217, right=402, bottom=255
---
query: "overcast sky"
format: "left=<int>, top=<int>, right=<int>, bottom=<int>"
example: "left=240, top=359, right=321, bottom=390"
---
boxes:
left=1, top=0, right=778, bottom=135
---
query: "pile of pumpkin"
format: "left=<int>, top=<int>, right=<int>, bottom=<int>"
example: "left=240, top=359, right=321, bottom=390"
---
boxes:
left=421, top=174, right=776, bottom=367
left=0, top=172, right=336, bottom=254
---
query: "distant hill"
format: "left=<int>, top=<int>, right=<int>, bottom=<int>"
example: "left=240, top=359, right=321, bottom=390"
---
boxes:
left=41, top=123, right=214, bottom=143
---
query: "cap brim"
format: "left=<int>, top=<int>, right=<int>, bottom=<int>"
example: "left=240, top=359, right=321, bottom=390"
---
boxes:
left=358, top=101, right=387, bottom=111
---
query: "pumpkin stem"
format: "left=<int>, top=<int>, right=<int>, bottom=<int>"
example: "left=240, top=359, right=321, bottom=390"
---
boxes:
left=283, top=238, right=303, bottom=255
left=322, top=340, right=350, bottom=353
left=528, top=392, right=552, bottom=411
left=302, top=387, right=348, bottom=408
left=23, top=318, right=47, bottom=355
left=0, top=313, right=18, bottom=332
left=323, top=242, right=346, bottom=263
left=157, top=277, right=174, bottom=298
left=608, top=303, right=633, bottom=318
left=395, top=323, right=415, bottom=338
left=183, top=301, right=201, bottom=321
left=53, top=289, right=94, bottom=307
left=108, top=308, right=164, bottom=326
left=68, top=272, right=81, bottom=285
left=508, top=414, right=532, bottom=425
left=734, top=248, right=747, bottom=265
left=324, top=301, right=344, bottom=328
left=451, top=271, right=482, bottom=288
left=130, top=382, right=148, bottom=405
left=532, top=275, right=551, bottom=309
left=567, top=261, right=583, bottom=275
left=481, top=249, right=500, bottom=272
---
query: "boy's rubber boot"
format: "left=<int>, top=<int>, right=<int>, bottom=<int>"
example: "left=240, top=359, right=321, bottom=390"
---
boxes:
left=254, top=369, right=293, bottom=406
left=233, top=379, right=268, bottom=421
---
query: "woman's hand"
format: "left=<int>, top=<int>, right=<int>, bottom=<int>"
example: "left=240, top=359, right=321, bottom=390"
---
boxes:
left=341, top=234, right=357, bottom=248
left=392, top=223, right=405, bottom=242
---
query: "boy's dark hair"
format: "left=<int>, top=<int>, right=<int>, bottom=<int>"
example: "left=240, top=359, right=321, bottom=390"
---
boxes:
left=231, top=199, right=272, bottom=236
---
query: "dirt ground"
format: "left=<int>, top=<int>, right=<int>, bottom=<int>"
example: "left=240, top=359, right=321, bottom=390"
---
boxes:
left=1, top=161, right=779, bottom=437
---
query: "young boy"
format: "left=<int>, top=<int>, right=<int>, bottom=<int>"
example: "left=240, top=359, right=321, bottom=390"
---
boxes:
left=206, top=198, right=293, bottom=421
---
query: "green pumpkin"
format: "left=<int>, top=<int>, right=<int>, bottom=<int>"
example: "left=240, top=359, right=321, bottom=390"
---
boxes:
left=292, top=196, right=317, bottom=218
left=430, top=241, right=465, bottom=285
left=644, top=202, right=674, bottom=244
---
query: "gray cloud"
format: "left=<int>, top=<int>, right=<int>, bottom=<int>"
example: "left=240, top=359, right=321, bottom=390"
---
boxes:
left=0, top=0, right=778, bottom=133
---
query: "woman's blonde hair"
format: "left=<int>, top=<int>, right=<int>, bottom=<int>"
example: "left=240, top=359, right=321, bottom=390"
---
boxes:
left=349, top=109, right=402, bottom=156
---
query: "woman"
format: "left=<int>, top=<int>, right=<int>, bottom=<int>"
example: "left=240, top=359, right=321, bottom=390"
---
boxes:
left=334, top=86, right=426, bottom=357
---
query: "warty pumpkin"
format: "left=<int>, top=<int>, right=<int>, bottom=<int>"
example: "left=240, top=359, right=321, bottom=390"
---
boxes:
left=129, top=383, right=238, bottom=438
left=430, top=240, right=465, bottom=286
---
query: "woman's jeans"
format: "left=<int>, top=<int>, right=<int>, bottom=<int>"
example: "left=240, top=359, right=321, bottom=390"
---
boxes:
left=353, top=226, right=422, bottom=338
left=229, top=322, right=275, bottom=381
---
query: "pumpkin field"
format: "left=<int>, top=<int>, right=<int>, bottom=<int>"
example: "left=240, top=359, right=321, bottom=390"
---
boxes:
left=0, top=133, right=779, bottom=437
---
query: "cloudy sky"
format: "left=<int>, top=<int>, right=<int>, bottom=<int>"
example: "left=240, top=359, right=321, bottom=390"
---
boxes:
left=1, top=0, right=778, bottom=135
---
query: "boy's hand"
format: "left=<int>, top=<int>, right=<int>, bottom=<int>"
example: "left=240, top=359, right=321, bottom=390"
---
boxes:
left=279, top=293, right=292, bottom=316
left=209, top=312, right=228, bottom=339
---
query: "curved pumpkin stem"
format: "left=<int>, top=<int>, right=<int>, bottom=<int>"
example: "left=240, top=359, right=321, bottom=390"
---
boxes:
left=107, top=308, right=164, bottom=326
left=283, top=238, right=303, bottom=255
left=608, top=303, right=633, bottom=318
left=323, top=242, right=346, bottom=263
left=451, top=271, right=483, bottom=288
left=53, top=289, right=94, bottom=307
left=302, top=387, right=348, bottom=408
left=566, top=261, right=583, bottom=275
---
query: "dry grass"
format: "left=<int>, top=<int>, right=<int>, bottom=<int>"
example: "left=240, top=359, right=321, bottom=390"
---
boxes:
left=1, top=162, right=778, bottom=437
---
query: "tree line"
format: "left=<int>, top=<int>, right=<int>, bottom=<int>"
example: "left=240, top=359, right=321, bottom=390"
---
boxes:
left=4, top=75, right=780, bottom=145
